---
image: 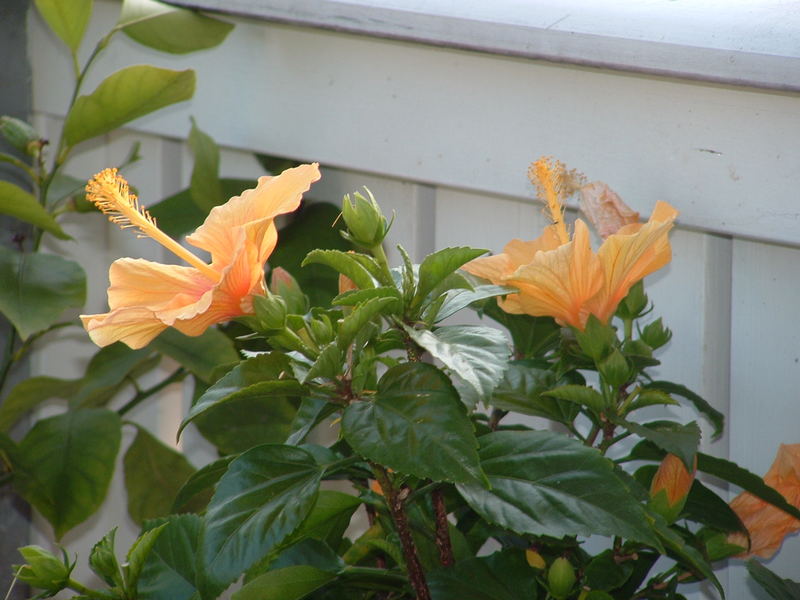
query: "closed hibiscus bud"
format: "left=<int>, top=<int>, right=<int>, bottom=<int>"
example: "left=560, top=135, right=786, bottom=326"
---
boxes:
left=270, top=267, right=308, bottom=314
left=13, top=546, right=72, bottom=595
left=649, top=453, right=696, bottom=523
left=341, top=188, right=388, bottom=248
left=254, top=294, right=288, bottom=330
left=547, top=557, right=576, bottom=600
left=0, top=116, right=41, bottom=156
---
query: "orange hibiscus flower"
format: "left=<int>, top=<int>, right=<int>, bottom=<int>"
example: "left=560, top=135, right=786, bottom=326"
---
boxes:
left=729, top=444, right=800, bottom=558
left=80, top=163, right=321, bottom=349
left=463, top=157, right=678, bottom=330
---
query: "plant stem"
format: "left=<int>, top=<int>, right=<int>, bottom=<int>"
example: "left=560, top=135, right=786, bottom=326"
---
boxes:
left=0, top=328, right=18, bottom=397
left=67, top=579, right=109, bottom=599
left=373, top=465, right=431, bottom=600
left=432, top=488, right=454, bottom=567
left=117, top=368, right=187, bottom=416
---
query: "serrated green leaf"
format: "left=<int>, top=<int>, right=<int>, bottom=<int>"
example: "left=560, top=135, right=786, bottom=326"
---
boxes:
left=412, top=247, right=487, bottom=310
left=616, top=419, right=700, bottom=471
left=331, top=286, right=400, bottom=307
left=0, top=247, right=85, bottom=339
left=292, top=491, right=362, bottom=548
left=34, top=0, right=91, bottom=52
left=71, top=343, right=156, bottom=408
left=456, top=430, right=661, bottom=547
left=645, top=381, right=724, bottom=441
left=336, top=296, right=397, bottom=350
left=124, top=426, right=196, bottom=525
left=124, top=523, right=168, bottom=594
left=342, top=363, right=485, bottom=485
left=89, top=529, right=122, bottom=587
left=626, top=389, right=678, bottom=413
left=302, top=249, right=375, bottom=291
left=303, top=342, right=343, bottom=383
left=490, top=361, right=580, bottom=425
left=151, top=326, right=238, bottom=383
left=403, top=324, right=510, bottom=404
left=428, top=549, right=537, bottom=600
left=233, top=565, right=336, bottom=600
left=434, top=284, right=517, bottom=323
left=138, top=514, right=202, bottom=600
left=15, top=409, right=121, bottom=539
left=200, top=444, right=322, bottom=595
left=172, top=455, right=234, bottom=514
left=0, top=376, right=79, bottom=432
left=63, top=66, right=195, bottom=147
left=583, top=549, right=634, bottom=591
left=544, top=384, right=606, bottom=414
left=0, top=181, right=69, bottom=239
left=286, top=397, right=338, bottom=446
left=651, top=514, right=722, bottom=595
left=120, top=0, right=234, bottom=54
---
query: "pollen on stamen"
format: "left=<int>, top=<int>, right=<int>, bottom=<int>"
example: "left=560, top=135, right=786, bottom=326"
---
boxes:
left=527, top=157, right=585, bottom=244
left=85, top=167, right=159, bottom=238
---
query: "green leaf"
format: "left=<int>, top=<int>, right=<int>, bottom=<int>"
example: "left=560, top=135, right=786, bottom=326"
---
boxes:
left=490, top=361, right=580, bottom=425
left=179, top=353, right=299, bottom=436
left=233, top=565, right=336, bottom=600
left=332, top=286, right=401, bottom=307
left=0, top=376, right=79, bottom=432
left=151, top=327, right=238, bottom=383
left=428, top=549, right=538, bottom=600
left=0, top=247, right=86, bottom=339
left=200, top=444, right=322, bottom=595
left=645, top=381, right=724, bottom=441
left=746, top=560, right=800, bottom=600
left=302, top=249, right=375, bottom=291
left=434, top=284, right=517, bottom=323
left=125, top=524, right=168, bottom=595
left=292, top=491, right=362, bottom=548
left=187, top=118, right=224, bottom=212
left=456, top=430, right=661, bottom=547
left=138, top=514, right=202, bottom=600
left=302, top=342, right=343, bottom=383
left=15, top=409, right=121, bottom=539
left=583, top=550, right=633, bottom=591
left=403, top=325, right=510, bottom=404
left=697, top=453, right=800, bottom=521
left=0, top=181, right=69, bottom=239
left=651, top=515, right=722, bottom=595
left=172, top=456, right=234, bottom=513
left=412, top=247, right=486, bottom=310
left=89, top=529, right=122, bottom=587
left=149, top=178, right=256, bottom=238
left=479, top=301, right=561, bottom=359
left=617, top=419, right=700, bottom=471
left=124, top=426, right=196, bottom=525
left=342, top=363, right=485, bottom=485
left=626, top=389, right=679, bottom=413
left=63, top=66, right=195, bottom=147
left=286, top=397, right=338, bottom=446
left=120, top=0, right=234, bottom=54
left=71, top=343, right=156, bottom=408
left=336, top=296, right=397, bottom=350
left=544, top=384, right=606, bottom=414
left=34, top=0, right=91, bottom=52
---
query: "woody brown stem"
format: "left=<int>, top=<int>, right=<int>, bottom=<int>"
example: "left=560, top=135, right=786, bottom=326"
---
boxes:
left=374, top=466, right=431, bottom=600
left=432, top=488, right=454, bottom=567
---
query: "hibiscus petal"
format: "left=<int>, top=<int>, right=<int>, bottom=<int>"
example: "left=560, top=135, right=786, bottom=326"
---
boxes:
left=186, top=163, right=320, bottom=266
left=106, top=258, right=213, bottom=312
left=80, top=308, right=167, bottom=349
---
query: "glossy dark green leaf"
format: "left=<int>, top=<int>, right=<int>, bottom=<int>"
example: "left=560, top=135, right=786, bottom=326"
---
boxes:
left=180, top=353, right=299, bottom=436
left=428, top=549, right=537, bottom=600
left=302, top=343, right=343, bottom=383
left=342, top=363, right=485, bottom=485
left=124, top=426, right=196, bottom=525
left=746, top=559, right=800, bottom=600
left=233, top=565, right=336, bottom=600
left=152, top=327, right=238, bottom=384
left=172, top=456, right=234, bottom=513
left=0, top=247, right=85, bottom=339
left=336, top=296, right=397, bottom=350
left=0, top=376, right=79, bottom=432
left=292, top=490, right=361, bottom=548
left=138, top=514, right=202, bottom=600
left=544, top=384, right=606, bottom=414
left=617, top=419, right=700, bottom=471
left=457, top=431, right=661, bottom=547
left=149, top=178, right=256, bottom=238
left=0, top=181, right=69, bottom=239
left=120, top=0, right=234, bottom=54
left=34, top=0, right=91, bottom=52
left=63, top=66, right=195, bottom=147
left=479, top=301, right=561, bottom=359
left=15, top=409, right=121, bottom=538
left=125, top=524, right=168, bottom=595
left=697, top=453, right=800, bottom=521
left=491, top=361, right=580, bottom=425
left=651, top=515, right=721, bottom=595
left=286, top=397, right=338, bottom=446
left=403, top=325, right=510, bottom=404
left=187, top=118, right=224, bottom=212
left=412, top=247, right=487, bottom=310
left=645, top=381, right=724, bottom=441
left=200, top=444, right=322, bottom=595
left=583, top=549, right=633, bottom=591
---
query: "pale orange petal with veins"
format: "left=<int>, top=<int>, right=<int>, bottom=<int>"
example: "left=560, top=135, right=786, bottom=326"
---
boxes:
left=579, top=182, right=640, bottom=239
left=730, top=444, right=800, bottom=558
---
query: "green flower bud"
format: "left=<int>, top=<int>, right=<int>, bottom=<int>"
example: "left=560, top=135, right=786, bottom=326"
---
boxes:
left=307, top=313, right=334, bottom=346
left=0, top=116, right=40, bottom=156
left=597, top=348, right=632, bottom=387
left=269, top=267, right=308, bottom=314
left=574, top=315, right=616, bottom=361
left=341, top=188, right=388, bottom=248
left=254, top=294, right=288, bottom=330
left=13, top=545, right=72, bottom=594
left=548, top=557, right=576, bottom=600
left=640, top=318, right=672, bottom=349
left=616, top=281, right=648, bottom=320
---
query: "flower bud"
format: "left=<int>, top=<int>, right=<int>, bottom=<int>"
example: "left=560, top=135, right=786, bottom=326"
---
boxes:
left=649, top=453, right=696, bottom=523
left=341, top=188, right=388, bottom=248
left=640, top=318, right=672, bottom=350
left=13, top=545, right=72, bottom=594
left=254, top=294, right=288, bottom=330
left=616, top=281, right=648, bottom=320
left=269, top=267, right=308, bottom=314
left=547, top=557, right=576, bottom=600
left=0, top=116, right=40, bottom=156
left=597, top=348, right=631, bottom=387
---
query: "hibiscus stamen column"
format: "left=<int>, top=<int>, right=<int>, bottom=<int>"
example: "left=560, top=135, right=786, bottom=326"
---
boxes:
left=529, top=157, right=571, bottom=245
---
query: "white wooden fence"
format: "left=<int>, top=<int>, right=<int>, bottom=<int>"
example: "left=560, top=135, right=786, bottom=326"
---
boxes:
left=27, top=1, right=800, bottom=598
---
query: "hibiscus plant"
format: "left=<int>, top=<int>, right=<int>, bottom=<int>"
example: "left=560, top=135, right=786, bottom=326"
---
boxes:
left=9, top=156, right=800, bottom=600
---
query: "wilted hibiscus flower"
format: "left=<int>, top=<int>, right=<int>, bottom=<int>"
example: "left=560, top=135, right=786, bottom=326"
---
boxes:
left=463, top=157, right=678, bottom=330
left=80, top=163, right=320, bottom=349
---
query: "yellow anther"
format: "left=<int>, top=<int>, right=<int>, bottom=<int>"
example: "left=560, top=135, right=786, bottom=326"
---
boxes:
left=528, top=157, right=571, bottom=245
